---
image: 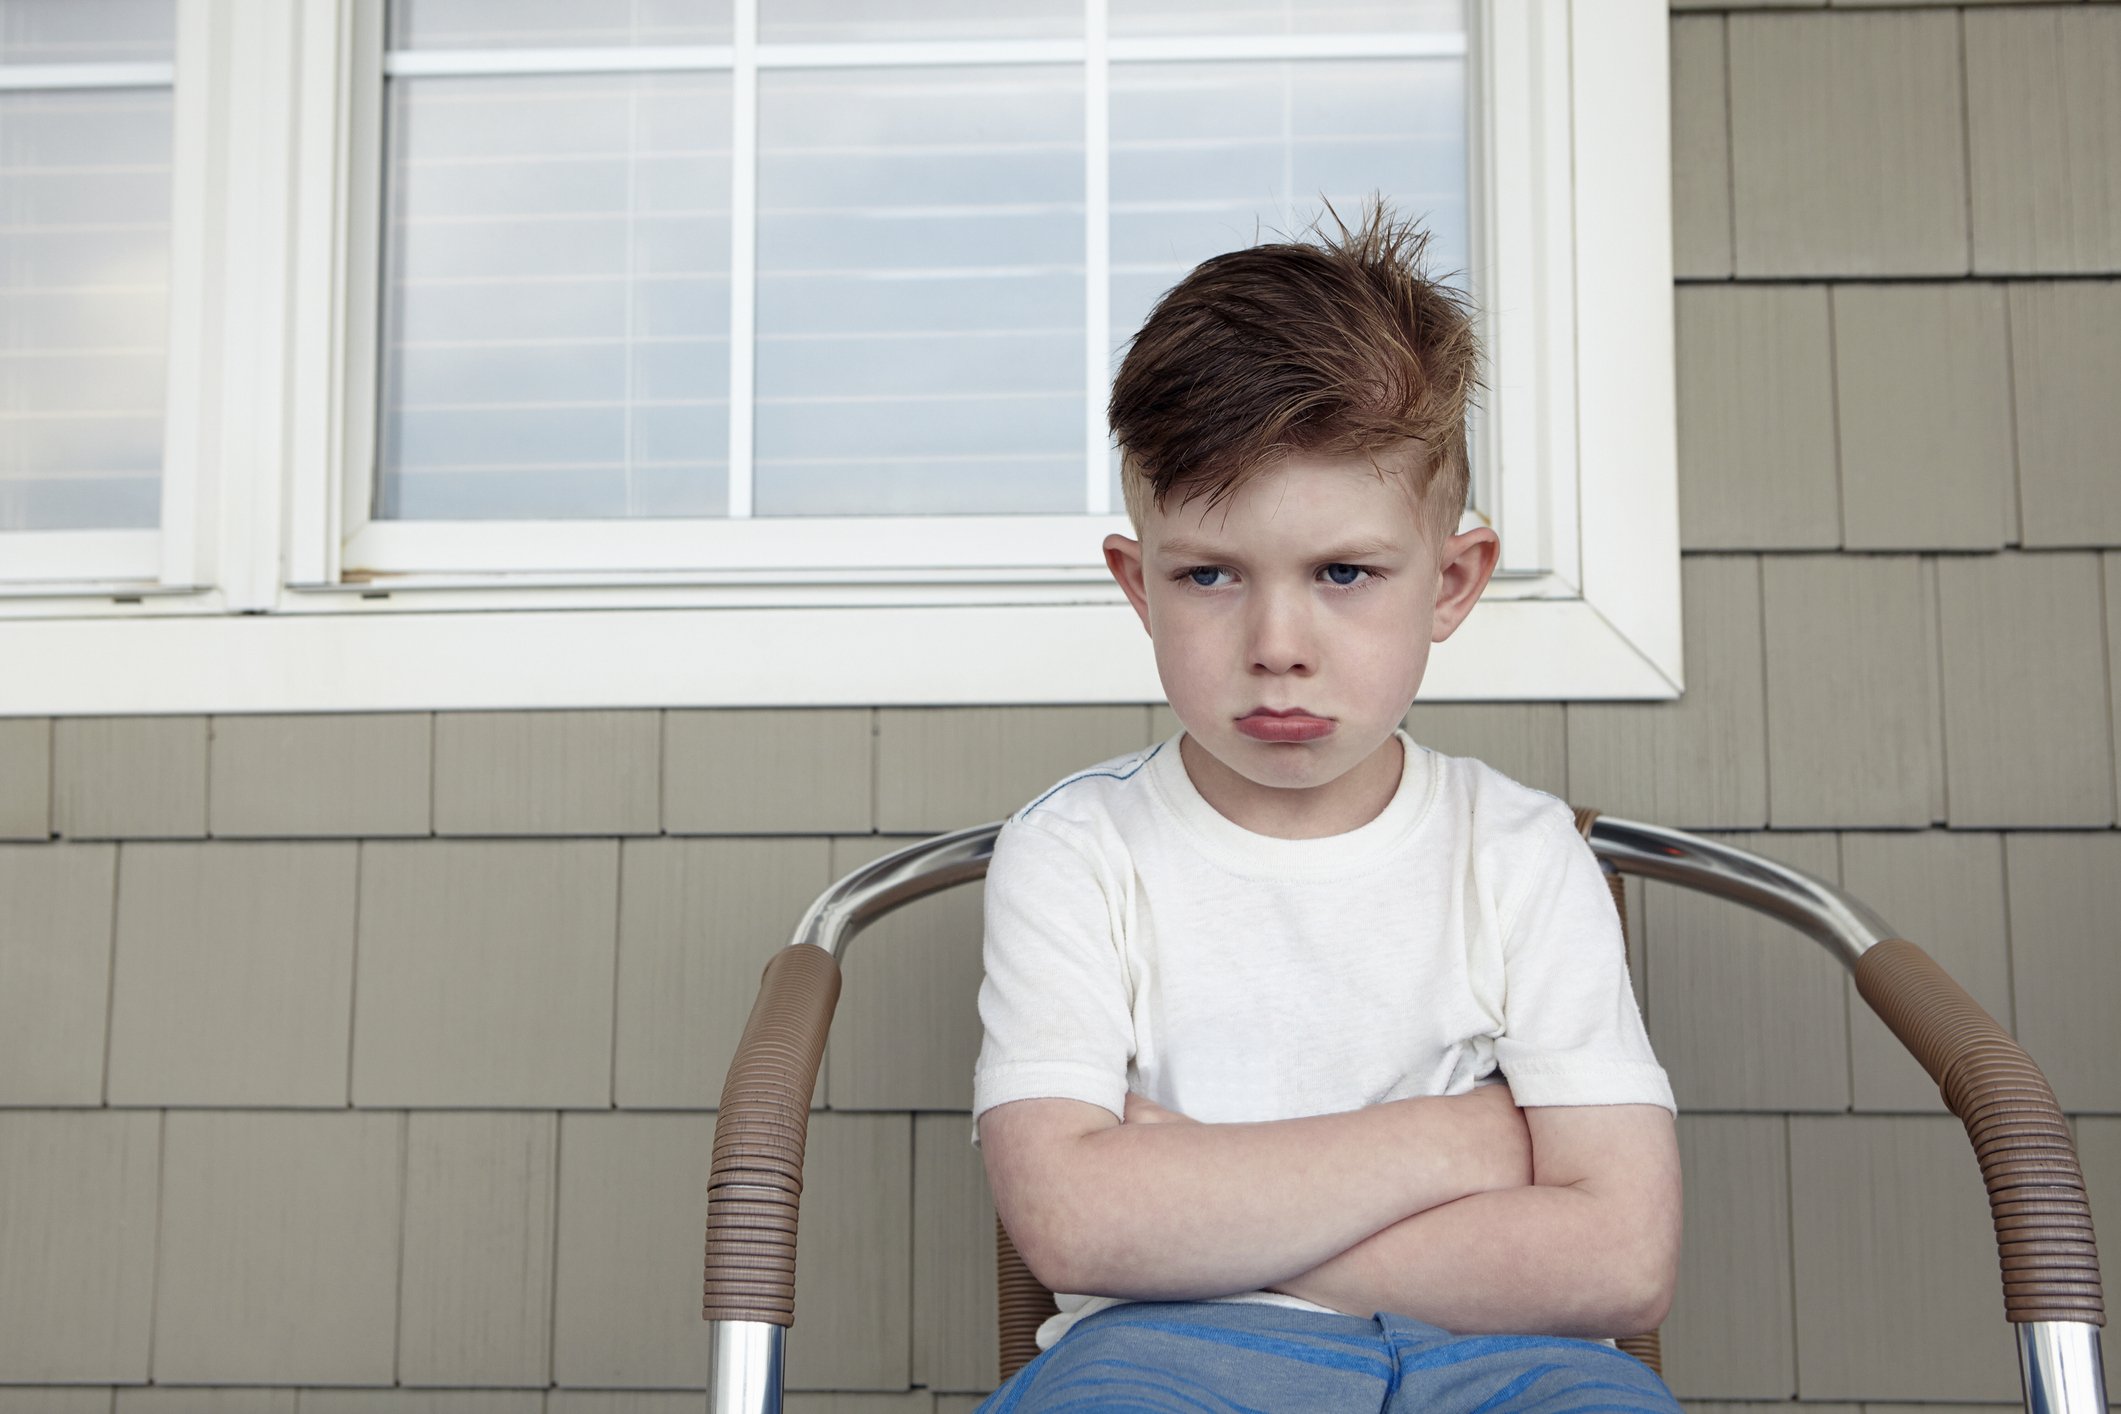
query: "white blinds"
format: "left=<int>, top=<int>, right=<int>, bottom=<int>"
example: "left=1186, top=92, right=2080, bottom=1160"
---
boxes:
left=377, top=71, right=734, bottom=519
left=0, top=0, right=174, bottom=534
left=388, top=0, right=734, bottom=50
left=752, top=64, right=1086, bottom=517
left=373, top=0, right=1466, bottom=524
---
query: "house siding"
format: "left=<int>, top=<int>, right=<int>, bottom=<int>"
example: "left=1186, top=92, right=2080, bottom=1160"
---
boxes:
left=2, top=2, right=2119, bottom=1407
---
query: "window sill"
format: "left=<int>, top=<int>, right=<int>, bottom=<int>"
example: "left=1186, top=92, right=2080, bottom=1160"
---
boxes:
left=0, top=584, right=1679, bottom=714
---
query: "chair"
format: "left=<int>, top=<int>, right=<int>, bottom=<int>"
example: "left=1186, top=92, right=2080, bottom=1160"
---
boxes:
left=701, top=812, right=2108, bottom=1414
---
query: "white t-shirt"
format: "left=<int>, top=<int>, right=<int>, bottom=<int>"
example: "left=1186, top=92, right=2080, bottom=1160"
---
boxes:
left=971, top=729, right=1674, bottom=1348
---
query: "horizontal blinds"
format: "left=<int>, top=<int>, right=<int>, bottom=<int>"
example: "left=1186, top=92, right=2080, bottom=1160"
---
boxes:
left=0, top=0, right=173, bottom=63
left=387, top=0, right=733, bottom=50
left=758, top=1, right=1080, bottom=45
left=752, top=64, right=1085, bottom=517
left=377, top=71, right=734, bottom=520
left=374, top=0, right=1468, bottom=525
left=0, top=0, right=173, bottom=534
left=1110, top=56, right=1469, bottom=349
left=1108, top=1, right=1462, bottom=39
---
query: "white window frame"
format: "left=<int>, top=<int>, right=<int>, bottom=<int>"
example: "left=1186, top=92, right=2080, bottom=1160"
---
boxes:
left=0, top=0, right=1680, bottom=713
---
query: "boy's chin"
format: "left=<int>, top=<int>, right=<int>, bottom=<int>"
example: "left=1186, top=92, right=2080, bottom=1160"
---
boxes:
left=1190, top=726, right=1387, bottom=792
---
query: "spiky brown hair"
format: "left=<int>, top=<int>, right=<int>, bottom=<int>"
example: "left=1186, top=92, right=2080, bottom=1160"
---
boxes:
left=1108, top=199, right=1481, bottom=547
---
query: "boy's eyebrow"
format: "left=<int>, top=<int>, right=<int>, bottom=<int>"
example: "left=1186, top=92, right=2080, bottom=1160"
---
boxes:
left=1153, top=536, right=1406, bottom=563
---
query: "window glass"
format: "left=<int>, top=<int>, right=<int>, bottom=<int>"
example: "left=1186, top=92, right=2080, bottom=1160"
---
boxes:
left=1110, top=0, right=1462, bottom=40
left=0, top=0, right=173, bottom=533
left=759, top=0, right=1079, bottom=45
left=372, top=0, right=1465, bottom=527
left=375, top=71, right=734, bottom=520
left=753, top=65, right=1084, bottom=517
left=0, top=0, right=172, bottom=62
left=388, top=0, right=732, bottom=50
left=1110, top=57, right=1468, bottom=353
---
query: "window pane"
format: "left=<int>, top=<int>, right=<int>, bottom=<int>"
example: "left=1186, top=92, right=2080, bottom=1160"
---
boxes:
left=753, top=65, right=1085, bottom=517
left=0, top=0, right=173, bottom=64
left=0, top=82, right=172, bottom=533
left=1111, top=0, right=1463, bottom=40
left=1110, top=56, right=1469, bottom=362
left=388, top=0, right=731, bottom=51
left=375, top=72, right=733, bottom=520
left=759, top=0, right=1080, bottom=45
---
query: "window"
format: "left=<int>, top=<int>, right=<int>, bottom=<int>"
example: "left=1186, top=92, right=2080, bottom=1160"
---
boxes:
left=0, top=0, right=175, bottom=574
left=0, top=0, right=1681, bottom=714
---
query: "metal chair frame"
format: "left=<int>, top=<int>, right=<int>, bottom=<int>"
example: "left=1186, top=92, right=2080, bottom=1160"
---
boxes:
left=702, top=815, right=2107, bottom=1414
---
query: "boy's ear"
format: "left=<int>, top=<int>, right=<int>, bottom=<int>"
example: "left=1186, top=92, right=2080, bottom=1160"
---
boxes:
left=1430, top=527, right=1502, bottom=643
left=1103, top=533, right=1153, bottom=635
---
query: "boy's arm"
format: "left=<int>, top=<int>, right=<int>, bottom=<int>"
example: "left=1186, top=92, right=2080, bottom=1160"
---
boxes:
left=1266, top=1101, right=1681, bottom=1337
left=1246, top=801, right=1680, bottom=1337
left=979, top=1082, right=1531, bottom=1301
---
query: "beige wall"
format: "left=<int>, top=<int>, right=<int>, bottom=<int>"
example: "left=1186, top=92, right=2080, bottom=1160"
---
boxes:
left=3, top=2, right=2120, bottom=1408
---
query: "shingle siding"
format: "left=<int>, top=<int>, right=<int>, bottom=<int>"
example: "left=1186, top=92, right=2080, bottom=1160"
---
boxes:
left=3, top=0, right=2119, bottom=1405
left=152, top=1111, right=402, bottom=1386
left=1790, top=1117, right=2026, bottom=1402
left=1830, top=283, right=2018, bottom=552
left=1674, top=285, right=1842, bottom=551
left=1966, top=6, right=2121, bottom=274
left=1727, top=11, right=1969, bottom=276
left=0, top=842, right=116, bottom=1104
left=0, top=717, right=50, bottom=839
left=2008, top=280, right=2121, bottom=548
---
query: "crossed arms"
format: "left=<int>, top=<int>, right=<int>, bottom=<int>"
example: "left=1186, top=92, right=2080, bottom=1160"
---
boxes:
left=977, top=1083, right=1680, bottom=1339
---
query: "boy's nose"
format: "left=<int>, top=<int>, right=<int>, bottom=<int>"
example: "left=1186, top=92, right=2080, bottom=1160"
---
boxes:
left=1247, top=590, right=1313, bottom=675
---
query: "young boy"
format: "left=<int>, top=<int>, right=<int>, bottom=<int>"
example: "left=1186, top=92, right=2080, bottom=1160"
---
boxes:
left=969, top=204, right=1684, bottom=1414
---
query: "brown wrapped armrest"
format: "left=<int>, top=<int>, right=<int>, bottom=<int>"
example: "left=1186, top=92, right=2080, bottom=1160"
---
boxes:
left=1854, top=937, right=2105, bottom=1327
left=703, top=944, right=843, bottom=1325
left=1615, top=1331, right=1661, bottom=1375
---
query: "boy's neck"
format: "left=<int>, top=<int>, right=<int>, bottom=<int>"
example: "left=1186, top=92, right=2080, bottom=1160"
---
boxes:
left=1178, top=732, right=1406, bottom=841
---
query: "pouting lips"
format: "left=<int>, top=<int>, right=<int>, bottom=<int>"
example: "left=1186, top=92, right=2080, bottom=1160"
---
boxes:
left=1234, top=713, right=1333, bottom=743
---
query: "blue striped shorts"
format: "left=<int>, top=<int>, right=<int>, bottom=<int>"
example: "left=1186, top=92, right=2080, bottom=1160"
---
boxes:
left=974, top=1300, right=1683, bottom=1414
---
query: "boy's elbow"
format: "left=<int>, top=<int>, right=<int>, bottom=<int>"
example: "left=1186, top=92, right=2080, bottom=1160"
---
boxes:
left=1615, top=1264, right=1675, bottom=1336
left=992, top=1151, right=1116, bottom=1296
left=1606, top=1220, right=1680, bottom=1335
left=1007, top=1208, right=1090, bottom=1295
left=1008, top=1184, right=1135, bottom=1296
left=982, top=1101, right=1121, bottom=1295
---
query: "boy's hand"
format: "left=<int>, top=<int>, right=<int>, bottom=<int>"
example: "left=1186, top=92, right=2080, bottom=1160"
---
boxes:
left=1123, top=1091, right=1198, bottom=1127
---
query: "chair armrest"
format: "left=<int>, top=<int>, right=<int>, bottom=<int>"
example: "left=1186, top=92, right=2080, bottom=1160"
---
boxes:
left=703, top=943, right=843, bottom=1325
left=1854, top=938, right=2105, bottom=1328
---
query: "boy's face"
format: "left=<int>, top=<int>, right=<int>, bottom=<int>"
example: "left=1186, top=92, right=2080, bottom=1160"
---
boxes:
left=1104, top=449, right=1500, bottom=833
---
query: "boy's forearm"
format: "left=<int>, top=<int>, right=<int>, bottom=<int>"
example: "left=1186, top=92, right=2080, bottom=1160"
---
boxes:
left=997, top=1087, right=1528, bottom=1301
left=1267, top=1166, right=1681, bottom=1337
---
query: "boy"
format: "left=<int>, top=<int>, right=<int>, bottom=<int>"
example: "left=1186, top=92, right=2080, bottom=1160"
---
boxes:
left=969, top=204, right=1683, bottom=1414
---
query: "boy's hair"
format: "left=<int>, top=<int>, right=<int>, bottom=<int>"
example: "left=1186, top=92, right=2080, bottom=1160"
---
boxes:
left=1109, top=200, right=1481, bottom=548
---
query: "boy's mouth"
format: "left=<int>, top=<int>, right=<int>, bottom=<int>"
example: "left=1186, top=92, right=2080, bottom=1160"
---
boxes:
left=1234, top=708, right=1334, bottom=743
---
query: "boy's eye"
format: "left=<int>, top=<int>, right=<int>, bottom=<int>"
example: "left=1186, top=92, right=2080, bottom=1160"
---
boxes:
left=1321, top=563, right=1369, bottom=587
left=1185, top=566, right=1232, bottom=588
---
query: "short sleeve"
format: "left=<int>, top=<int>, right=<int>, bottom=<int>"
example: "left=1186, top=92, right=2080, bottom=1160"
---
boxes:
left=1491, top=809, right=1676, bottom=1114
left=970, top=815, right=1135, bottom=1141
